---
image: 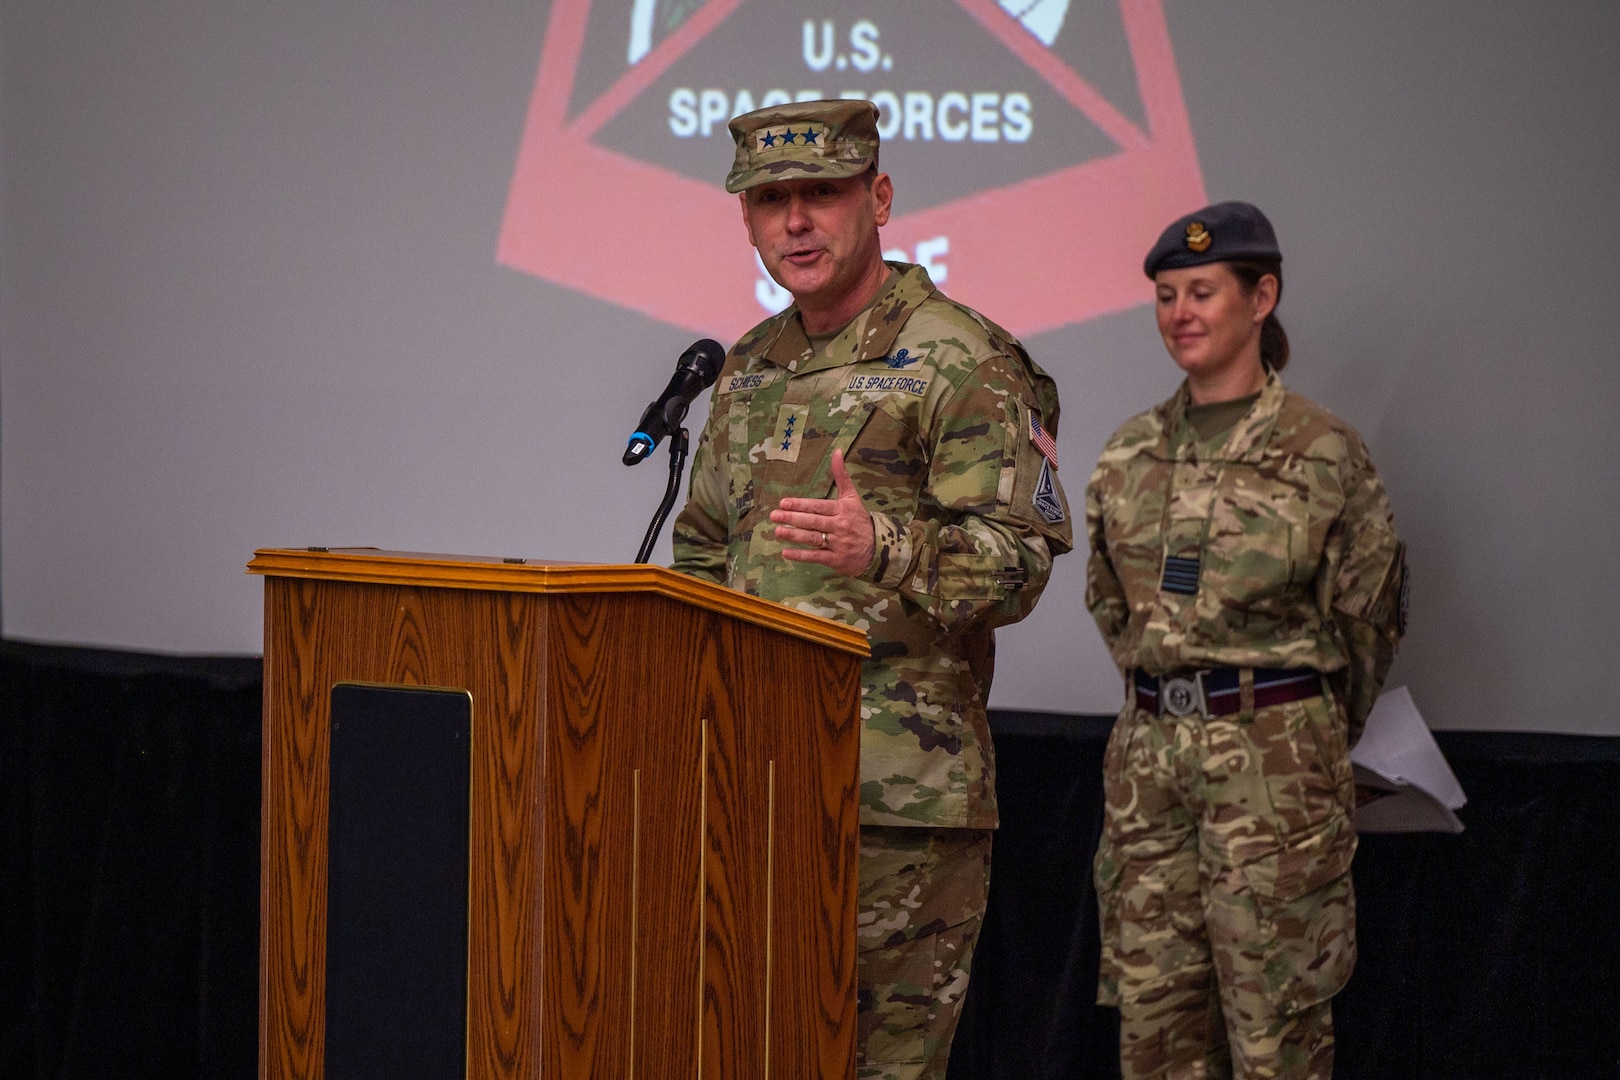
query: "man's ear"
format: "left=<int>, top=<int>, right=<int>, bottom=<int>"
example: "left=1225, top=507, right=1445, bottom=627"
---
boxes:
left=871, top=172, right=894, bottom=228
left=739, top=193, right=757, bottom=248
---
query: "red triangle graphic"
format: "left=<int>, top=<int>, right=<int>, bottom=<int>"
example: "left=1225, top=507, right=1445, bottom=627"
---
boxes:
left=498, top=0, right=1205, bottom=338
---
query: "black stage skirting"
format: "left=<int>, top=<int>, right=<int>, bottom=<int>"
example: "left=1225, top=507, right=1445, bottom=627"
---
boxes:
left=5, top=639, right=1618, bottom=1079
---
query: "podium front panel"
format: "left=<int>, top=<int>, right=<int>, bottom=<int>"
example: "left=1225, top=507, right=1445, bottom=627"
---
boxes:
left=325, top=684, right=471, bottom=1079
left=256, top=557, right=861, bottom=1080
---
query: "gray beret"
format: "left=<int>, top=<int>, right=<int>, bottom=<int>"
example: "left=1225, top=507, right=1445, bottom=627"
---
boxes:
left=1143, top=201, right=1281, bottom=278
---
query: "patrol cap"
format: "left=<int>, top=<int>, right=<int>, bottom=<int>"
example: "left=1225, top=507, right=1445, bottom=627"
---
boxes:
left=1143, top=201, right=1281, bottom=278
left=725, top=98, right=879, bottom=194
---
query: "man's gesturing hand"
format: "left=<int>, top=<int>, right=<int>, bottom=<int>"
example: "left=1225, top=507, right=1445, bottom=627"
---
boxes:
left=771, top=448, right=876, bottom=577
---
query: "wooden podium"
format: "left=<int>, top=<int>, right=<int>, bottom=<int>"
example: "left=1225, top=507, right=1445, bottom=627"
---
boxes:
left=247, top=548, right=867, bottom=1080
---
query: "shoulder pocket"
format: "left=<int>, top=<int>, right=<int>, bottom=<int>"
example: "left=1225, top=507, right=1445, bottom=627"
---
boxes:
left=1333, top=522, right=1402, bottom=624
left=1007, top=399, right=1069, bottom=530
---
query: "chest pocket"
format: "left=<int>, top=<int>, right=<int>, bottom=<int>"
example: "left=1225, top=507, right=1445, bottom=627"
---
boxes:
left=844, top=393, right=928, bottom=510
left=784, top=393, right=883, bottom=492
left=1204, top=472, right=1316, bottom=602
left=740, top=396, right=882, bottom=564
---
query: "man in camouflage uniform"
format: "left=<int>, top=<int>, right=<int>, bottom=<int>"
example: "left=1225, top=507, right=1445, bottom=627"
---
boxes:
left=1086, top=202, right=1406, bottom=1078
left=672, top=98, right=1073, bottom=1080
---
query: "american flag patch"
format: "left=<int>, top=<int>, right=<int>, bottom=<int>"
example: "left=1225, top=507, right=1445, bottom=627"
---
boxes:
left=1030, top=412, right=1059, bottom=468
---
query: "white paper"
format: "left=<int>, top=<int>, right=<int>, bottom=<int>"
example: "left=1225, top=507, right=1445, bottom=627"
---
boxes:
left=1349, top=686, right=1466, bottom=833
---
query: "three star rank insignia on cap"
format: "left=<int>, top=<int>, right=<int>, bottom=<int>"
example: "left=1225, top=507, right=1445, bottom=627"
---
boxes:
left=1184, top=221, right=1212, bottom=253
left=756, top=125, right=822, bottom=150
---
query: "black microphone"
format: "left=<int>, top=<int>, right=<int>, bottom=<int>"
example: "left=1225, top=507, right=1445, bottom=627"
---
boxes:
left=622, top=339, right=725, bottom=466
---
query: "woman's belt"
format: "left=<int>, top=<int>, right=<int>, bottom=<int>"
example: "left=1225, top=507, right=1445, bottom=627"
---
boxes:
left=1132, top=667, right=1322, bottom=718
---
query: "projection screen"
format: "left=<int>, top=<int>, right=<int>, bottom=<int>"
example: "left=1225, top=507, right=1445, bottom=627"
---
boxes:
left=2, top=1, right=1617, bottom=732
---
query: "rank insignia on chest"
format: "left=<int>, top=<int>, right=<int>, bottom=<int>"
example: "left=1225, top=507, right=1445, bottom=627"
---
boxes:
left=1160, top=554, right=1200, bottom=595
left=765, top=403, right=810, bottom=462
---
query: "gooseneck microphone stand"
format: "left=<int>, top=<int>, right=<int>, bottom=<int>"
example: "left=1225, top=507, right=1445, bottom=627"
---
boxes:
left=633, top=427, right=690, bottom=564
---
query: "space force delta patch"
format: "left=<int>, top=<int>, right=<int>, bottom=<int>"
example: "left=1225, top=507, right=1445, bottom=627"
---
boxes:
left=1033, top=460, right=1065, bottom=524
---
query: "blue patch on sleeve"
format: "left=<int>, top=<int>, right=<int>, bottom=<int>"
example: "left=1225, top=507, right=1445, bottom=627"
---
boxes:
left=1033, top=459, right=1065, bottom=524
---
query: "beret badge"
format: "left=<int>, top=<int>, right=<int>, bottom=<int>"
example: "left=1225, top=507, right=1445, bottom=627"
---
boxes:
left=1184, top=221, right=1212, bottom=253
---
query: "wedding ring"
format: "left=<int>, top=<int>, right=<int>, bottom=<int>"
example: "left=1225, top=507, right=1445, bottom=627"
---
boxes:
left=820, top=531, right=829, bottom=549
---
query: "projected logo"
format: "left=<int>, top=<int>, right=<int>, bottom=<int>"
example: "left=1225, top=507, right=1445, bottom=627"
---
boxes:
left=498, top=0, right=1205, bottom=337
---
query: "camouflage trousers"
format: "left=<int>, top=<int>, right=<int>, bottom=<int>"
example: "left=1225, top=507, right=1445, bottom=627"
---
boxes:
left=1093, top=692, right=1358, bottom=1080
left=856, top=825, right=992, bottom=1080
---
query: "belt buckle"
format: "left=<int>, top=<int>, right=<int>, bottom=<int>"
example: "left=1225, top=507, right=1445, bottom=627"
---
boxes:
left=1161, top=673, right=1208, bottom=718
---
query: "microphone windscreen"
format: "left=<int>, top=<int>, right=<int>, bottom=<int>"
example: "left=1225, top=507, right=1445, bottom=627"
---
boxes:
left=685, top=339, right=726, bottom=385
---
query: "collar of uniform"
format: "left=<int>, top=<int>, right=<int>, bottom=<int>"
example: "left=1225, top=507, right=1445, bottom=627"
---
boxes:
left=758, top=262, right=936, bottom=376
left=1164, top=368, right=1286, bottom=462
left=1217, top=369, right=1286, bottom=462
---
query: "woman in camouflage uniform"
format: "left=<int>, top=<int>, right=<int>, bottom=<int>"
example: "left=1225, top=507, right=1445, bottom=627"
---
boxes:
left=1085, top=202, right=1406, bottom=1079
